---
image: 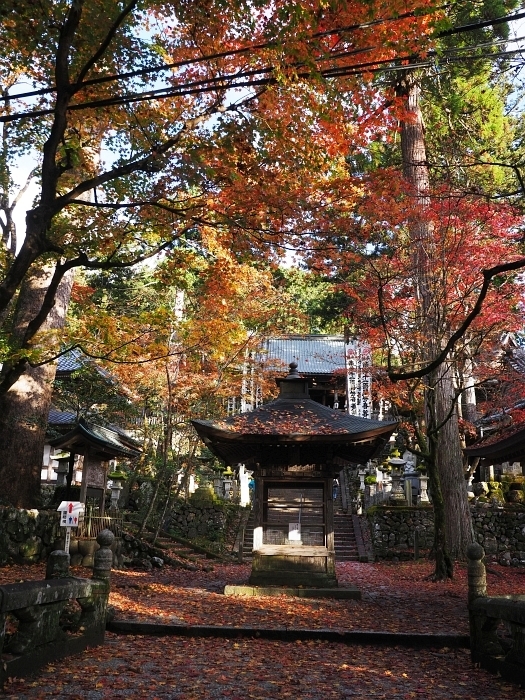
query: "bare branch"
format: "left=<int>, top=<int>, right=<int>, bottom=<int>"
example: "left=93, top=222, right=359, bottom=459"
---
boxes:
left=389, top=257, right=525, bottom=381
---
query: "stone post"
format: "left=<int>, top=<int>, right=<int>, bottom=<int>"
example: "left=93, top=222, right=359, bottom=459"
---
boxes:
left=46, top=550, right=71, bottom=579
left=467, top=542, right=486, bottom=605
left=93, top=529, right=115, bottom=581
left=417, top=473, right=430, bottom=504
left=467, top=542, right=504, bottom=659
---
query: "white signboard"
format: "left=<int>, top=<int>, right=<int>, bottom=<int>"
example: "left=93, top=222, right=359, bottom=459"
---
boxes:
left=345, top=340, right=372, bottom=418
left=57, top=501, right=84, bottom=528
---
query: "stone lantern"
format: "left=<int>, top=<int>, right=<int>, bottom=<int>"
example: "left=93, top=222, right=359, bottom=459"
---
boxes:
left=107, top=470, right=127, bottom=510
left=222, top=466, right=234, bottom=499
left=389, top=450, right=407, bottom=505
left=54, top=455, right=70, bottom=487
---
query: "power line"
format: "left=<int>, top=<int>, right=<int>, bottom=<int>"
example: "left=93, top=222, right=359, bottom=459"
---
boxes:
left=1, top=42, right=522, bottom=124
left=3, top=6, right=524, bottom=105
left=1, top=8, right=437, bottom=103
left=1, top=10, right=525, bottom=123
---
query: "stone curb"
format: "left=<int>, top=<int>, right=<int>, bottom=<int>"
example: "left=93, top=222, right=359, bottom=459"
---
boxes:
left=107, top=620, right=470, bottom=648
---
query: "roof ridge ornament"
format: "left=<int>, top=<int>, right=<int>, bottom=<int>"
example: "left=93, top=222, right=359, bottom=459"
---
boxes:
left=285, top=361, right=300, bottom=379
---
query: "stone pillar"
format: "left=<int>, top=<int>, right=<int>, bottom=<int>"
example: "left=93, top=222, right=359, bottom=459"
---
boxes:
left=418, top=473, right=430, bottom=504
left=467, top=542, right=487, bottom=604
left=46, top=550, right=70, bottom=579
left=93, top=529, right=115, bottom=581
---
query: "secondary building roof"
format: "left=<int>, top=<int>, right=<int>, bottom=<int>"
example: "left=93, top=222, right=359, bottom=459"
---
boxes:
left=464, top=421, right=525, bottom=462
left=49, top=418, right=141, bottom=460
left=262, top=335, right=349, bottom=376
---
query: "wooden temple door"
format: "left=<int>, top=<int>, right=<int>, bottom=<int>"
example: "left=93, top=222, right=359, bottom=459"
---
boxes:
left=262, top=482, right=327, bottom=547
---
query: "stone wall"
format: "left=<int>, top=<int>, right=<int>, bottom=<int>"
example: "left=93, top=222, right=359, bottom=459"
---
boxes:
left=0, top=506, right=61, bottom=565
left=166, top=500, right=241, bottom=547
left=0, top=499, right=243, bottom=567
left=367, top=506, right=434, bottom=560
left=367, top=505, right=525, bottom=564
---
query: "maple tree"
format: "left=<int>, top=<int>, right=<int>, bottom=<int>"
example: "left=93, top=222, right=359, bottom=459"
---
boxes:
left=65, top=242, right=301, bottom=529
left=385, top=1, right=524, bottom=578
left=346, top=186, right=522, bottom=577
left=0, top=0, right=439, bottom=507
left=296, top=1, right=525, bottom=579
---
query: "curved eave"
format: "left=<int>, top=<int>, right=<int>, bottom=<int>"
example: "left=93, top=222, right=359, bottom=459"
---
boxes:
left=50, top=422, right=140, bottom=459
left=464, top=427, right=525, bottom=460
left=192, top=419, right=396, bottom=445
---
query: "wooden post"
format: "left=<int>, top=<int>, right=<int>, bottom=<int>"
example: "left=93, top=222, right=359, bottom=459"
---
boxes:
left=252, top=478, right=263, bottom=550
left=326, top=477, right=334, bottom=553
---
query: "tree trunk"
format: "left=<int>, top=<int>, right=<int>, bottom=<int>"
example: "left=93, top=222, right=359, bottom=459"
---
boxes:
left=397, top=67, right=473, bottom=574
left=435, top=362, right=474, bottom=561
left=0, top=265, right=74, bottom=508
left=425, top=408, right=453, bottom=580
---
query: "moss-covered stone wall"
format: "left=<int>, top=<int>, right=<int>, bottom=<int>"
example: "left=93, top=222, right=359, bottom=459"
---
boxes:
left=367, top=505, right=525, bottom=564
left=0, top=506, right=61, bottom=565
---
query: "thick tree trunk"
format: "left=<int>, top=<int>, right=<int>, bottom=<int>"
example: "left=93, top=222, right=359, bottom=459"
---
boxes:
left=0, top=265, right=74, bottom=508
left=397, top=68, right=473, bottom=574
left=435, top=362, right=474, bottom=561
left=425, top=415, right=453, bottom=580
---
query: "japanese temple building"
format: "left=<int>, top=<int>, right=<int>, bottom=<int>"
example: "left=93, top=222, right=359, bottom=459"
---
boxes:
left=464, top=420, right=525, bottom=481
left=49, top=419, right=141, bottom=514
left=193, top=363, right=397, bottom=587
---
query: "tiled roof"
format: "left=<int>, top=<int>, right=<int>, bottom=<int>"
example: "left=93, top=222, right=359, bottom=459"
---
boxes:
left=262, top=335, right=348, bottom=375
left=49, top=418, right=141, bottom=458
left=464, top=420, right=525, bottom=460
left=56, top=348, right=113, bottom=381
left=192, top=365, right=396, bottom=466
left=56, top=348, right=84, bottom=373
left=48, top=408, right=77, bottom=426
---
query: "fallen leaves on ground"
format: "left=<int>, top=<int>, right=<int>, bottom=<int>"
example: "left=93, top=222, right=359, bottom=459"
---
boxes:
left=1, top=560, right=525, bottom=698
left=1, top=559, right=524, bottom=634
left=3, top=635, right=523, bottom=699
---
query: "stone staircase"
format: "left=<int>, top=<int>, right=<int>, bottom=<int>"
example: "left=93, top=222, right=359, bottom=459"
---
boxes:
left=240, top=509, right=255, bottom=561
left=333, top=491, right=361, bottom=562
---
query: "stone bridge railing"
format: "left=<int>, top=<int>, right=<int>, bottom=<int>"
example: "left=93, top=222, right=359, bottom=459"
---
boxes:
left=468, top=543, right=525, bottom=687
left=0, top=529, right=114, bottom=689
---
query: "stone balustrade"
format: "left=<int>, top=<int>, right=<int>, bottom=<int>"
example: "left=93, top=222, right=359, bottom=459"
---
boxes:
left=0, top=529, right=114, bottom=689
left=468, top=543, right=525, bottom=686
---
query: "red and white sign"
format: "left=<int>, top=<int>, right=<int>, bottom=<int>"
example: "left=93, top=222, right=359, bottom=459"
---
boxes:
left=57, top=501, right=84, bottom=528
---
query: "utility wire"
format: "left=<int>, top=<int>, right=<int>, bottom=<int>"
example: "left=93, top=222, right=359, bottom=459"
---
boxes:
left=0, top=8, right=437, bottom=103
left=2, top=7, right=525, bottom=105
left=1, top=42, right=523, bottom=124
left=1, top=10, right=525, bottom=123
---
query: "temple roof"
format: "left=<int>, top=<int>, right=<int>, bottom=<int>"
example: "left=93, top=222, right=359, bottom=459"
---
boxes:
left=192, top=363, right=396, bottom=466
left=49, top=418, right=141, bottom=460
left=262, top=335, right=348, bottom=375
left=464, top=420, right=525, bottom=461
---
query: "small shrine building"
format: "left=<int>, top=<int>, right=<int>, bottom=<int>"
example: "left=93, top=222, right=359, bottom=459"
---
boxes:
left=192, top=363, right=397, bottom=587
left=49, top=418, right=141, bottom=514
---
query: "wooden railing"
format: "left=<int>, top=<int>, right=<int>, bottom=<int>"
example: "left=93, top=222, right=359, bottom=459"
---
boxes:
left=467, top=543, right=525, bottom=687
left=77, top=510, right=124, bottom=539
left=0, top=530, right=114, bottom=689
